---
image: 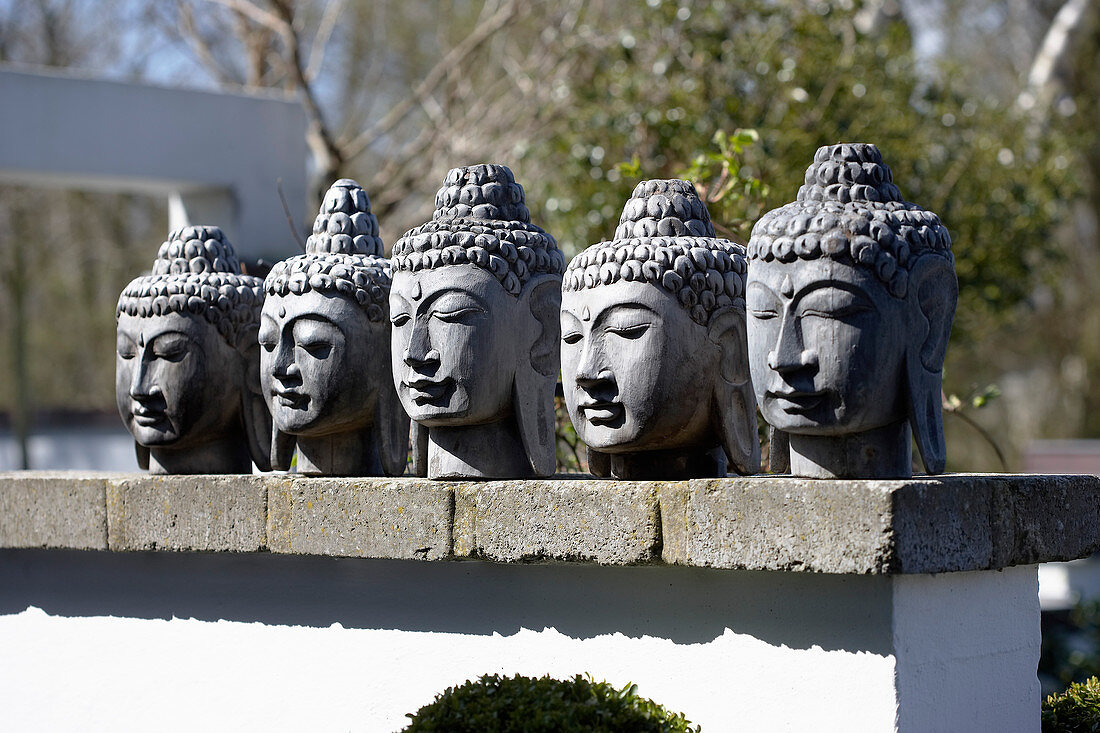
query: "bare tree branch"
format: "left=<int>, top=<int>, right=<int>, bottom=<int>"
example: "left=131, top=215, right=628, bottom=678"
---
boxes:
left=176, top=1, right=241, bottom=86
left=205, top=0, right=286, bottom=33
left=340, top=0, right=520, bottom=161
left=305, top=0, right=345, bottom=82
left=1018, top=0, right=1097, bottom=112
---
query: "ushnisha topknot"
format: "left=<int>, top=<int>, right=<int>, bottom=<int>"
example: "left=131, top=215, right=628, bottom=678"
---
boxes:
left=391, top=163, right=565, bottom=296
left=747, top=143, right=952, bottom=299
left=305, top=178, right=384, bottom=256
left=563, top=179, right=748, bottom=327
left=264, top=179, right=391, bottom=323
left=116, top=225, right=263, bottom=345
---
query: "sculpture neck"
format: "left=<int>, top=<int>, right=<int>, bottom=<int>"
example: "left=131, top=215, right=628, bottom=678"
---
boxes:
left=426, top=416, right=533, bottom=479
left=148, top=435, right=252, bottom=474
left=787, top=420, right=912, bottom=479
left=607, top=446, right=726, bottom=480
left=295, top=427, right=381, bottom=476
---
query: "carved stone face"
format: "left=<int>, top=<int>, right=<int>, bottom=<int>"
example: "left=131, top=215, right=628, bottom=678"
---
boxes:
left=115, top=311, right=241, bottom=448
left=259, top=290, right=384, bottom=436
left=390, top=264, right=518, bottom=427
left=747, top=257, right=907, bottom=435
left=560, top=281, right=713, bottom=452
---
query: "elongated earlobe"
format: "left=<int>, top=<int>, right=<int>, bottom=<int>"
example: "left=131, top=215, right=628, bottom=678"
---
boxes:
left=410, top=421, right=429, bottom=477
left=135, top=443, right=149, bottom=471
left=708, top=307, right=761, bottom=475
left=237, top=324, right=272, bottom=472
left=907, top=364, right=945, bottom=473
left=377, top=380, right=411, bottom=476
left=514, top=274, right=561, bottom=477
left=271, top=429, right=296, bottom=471
left=906, top=254, right=957, bottom=474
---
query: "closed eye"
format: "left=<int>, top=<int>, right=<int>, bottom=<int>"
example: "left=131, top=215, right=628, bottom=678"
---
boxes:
left=299, top=341, right=332, bottom=358
left=606, top=323, right=650, bottom=339
left=749, top=309, right=778, bottom=320
left=801, top=304, right=872, bottom=320
left=153, top=347, right=188, bottom=362
left=432, top=307, right=483, bottom=323
left=562, top=331, right=583, bottom=345
left=391, top=312, right=411, bottom=327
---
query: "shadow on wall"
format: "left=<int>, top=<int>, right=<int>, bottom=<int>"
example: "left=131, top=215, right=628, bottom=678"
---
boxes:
left=0, top=548, right=893, bottom=655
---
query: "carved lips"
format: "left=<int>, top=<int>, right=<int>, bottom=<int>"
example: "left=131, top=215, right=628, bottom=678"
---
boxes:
left=404, top=377, right=455, bottom=406
left=272, top=387, right=309, bottom=410
left=131, top=400, right=169, bottom=428
left=767, top=389, right=829, bottom=415
left=577, top=398, right=624, bottom=426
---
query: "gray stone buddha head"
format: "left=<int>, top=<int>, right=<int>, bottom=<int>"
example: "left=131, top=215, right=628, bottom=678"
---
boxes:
left=390, top=163, right=565, bottom=479
left=115, top=226, right=270, bottom=474
left=560, top=179, right=759, bottom=479
left=260, top=179, right=408, bottom=476
left=746, top=143, right=957, bottom=478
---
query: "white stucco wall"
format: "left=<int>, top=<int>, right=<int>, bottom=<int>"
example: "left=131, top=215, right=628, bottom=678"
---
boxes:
left=0, top=607, right=897, bottom=732
left=0, top=551, right=1041, bottom=732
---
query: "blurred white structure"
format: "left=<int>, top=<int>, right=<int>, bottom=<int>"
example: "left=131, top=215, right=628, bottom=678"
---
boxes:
left=0, top=66, right=308, bottom=260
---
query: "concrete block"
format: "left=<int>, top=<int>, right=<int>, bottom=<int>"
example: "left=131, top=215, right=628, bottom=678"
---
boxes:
left=0, top=471, right=110, bottom=550
left=991, top=473, right=1100, bottom=567
left=266, top=477, right=453, bottom=560
left=456, top=478, right=661, bottom=564
left=106, top=475, right=266, bottom=552
left=661, top=477, right=896, bottom=573
left=664, top=474, right=1100, bottom=574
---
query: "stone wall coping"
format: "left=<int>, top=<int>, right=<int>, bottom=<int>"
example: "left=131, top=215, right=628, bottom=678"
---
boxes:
left=1, top=471, right=1097, bottom=574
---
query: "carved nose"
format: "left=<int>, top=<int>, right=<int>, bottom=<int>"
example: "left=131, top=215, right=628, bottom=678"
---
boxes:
left=129, top=361, right=160, bottom=399
left=575, top=367, right=614, bottom=389
left=767, top=348, right=818, bottom=373
left=404, top=347, right=441, bottom=368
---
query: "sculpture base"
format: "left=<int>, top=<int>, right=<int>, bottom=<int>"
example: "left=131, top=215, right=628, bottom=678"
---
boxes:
left=147, top=438, right=253, bottom=475
left=425, top=419, right=536, bottom=480
left=589, top=446, right=727, bottom=480
left=787, top=420, right=913, bottom=479
left=294, top=429, right=382, bottom=477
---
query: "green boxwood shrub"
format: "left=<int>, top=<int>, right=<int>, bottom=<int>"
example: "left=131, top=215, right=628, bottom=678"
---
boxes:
left=1043, top=677, right=1100, bottom=733
left=402, top=673, right=701, bottom=732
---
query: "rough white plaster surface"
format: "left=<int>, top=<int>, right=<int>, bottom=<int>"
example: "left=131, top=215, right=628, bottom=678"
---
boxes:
left=893, top=565, right=1041, bottom=733
left=1, top=606, right=895, bottom=732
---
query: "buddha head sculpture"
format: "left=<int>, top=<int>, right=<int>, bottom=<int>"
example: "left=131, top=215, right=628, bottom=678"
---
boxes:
left=390, top=163, right=565, bottom=479
left=115, top=225, right=270, bottom=474
left=560, top=179, right=760, bottom=479
left=746, top=143, right=957, bottom=478
left=260, top=179, right=408, bottom=476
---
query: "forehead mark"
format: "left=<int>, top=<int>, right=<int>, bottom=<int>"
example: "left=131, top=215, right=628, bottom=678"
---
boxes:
left=411, top=281, right=422, bottom=300
left=781, top=274, right=794, bottom=298
left=581, top=306, right=591, bottom=321
left=278, top=305, right=287, bottom=318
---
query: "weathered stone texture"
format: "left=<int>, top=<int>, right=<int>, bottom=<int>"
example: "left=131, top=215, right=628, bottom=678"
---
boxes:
left=0, top=471, right=110, bottom=550
left=266, top=477, right=453, bottom=559
left=3, top=472, right=1098, bottom=574
left=106, top=475, right=266, bottom=552
left=660, top=477, right=896, bottom=573
left=455, top=479, right=661, bottom=564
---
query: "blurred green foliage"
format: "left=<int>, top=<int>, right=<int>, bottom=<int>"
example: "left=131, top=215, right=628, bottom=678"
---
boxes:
left=521, top=0, right=1083, bottom=349
left=402, top=673, right=700, bottom=732
left=1043, top=600, right=1100, bottom=689
left=1043, top=676, right=1100, bottom=733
